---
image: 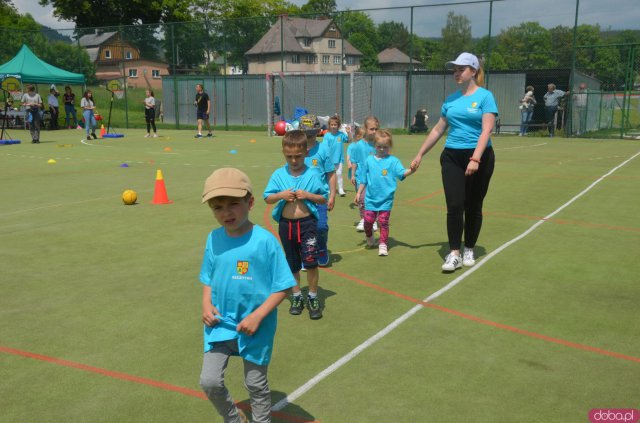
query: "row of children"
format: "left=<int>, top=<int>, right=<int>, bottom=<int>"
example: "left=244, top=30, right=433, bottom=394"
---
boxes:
left=196, top=112, right=415, bottom=421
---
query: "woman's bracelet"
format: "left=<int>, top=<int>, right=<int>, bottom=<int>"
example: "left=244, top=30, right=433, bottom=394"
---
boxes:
left=469, top=157, right=481, bottom=164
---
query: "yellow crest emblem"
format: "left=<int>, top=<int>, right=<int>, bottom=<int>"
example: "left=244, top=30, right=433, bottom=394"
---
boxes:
left=382, top=169, right=388, bottom=176
left=312, top=159, right=318, bottom=167
left=236, top=261, right=249, bottom=275
left=471, top=102, right=478, bottom=108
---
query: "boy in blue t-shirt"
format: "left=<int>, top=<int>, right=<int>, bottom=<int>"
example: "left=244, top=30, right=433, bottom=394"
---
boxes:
left=299, top=114, right=335, bottom=267
left=264, top=130, right=328, bottom=320
left=356, top=129, right=415, bottom=256
left=198, top=167, right=296, bottom=422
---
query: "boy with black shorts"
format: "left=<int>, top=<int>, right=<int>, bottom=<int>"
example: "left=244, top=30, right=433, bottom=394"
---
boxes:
left=264, top=130, right=328, bottom=320
left=194, top=83, right=213, bottom=138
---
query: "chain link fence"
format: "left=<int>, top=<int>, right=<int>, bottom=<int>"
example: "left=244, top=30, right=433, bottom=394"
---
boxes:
left=1, top=2, right=638, bottom=138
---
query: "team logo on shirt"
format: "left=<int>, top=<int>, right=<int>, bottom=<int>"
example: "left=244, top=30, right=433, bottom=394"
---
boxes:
left=236, top=261, right=249, bottom=275
left=311, top=159, right=318, bottom=167
left=381, top=169, right=388, bottom=176
left=467, top=101, right=479, bottom=114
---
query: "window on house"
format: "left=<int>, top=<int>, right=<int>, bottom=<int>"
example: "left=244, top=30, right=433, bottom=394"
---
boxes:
left=334, top=55, right=341, bottom=65
left=323, top=55, right=329, bottom=64
left=151, top=69, right=160, bottom=78
left=125, top=51, right=133, bottom=60
left=128, top=69, right=138, bottom=77
left=346, top=56, right=355, bottom=65
left=304, top=38, right=312, bottom=47
left=105, top=49, right=111, bottom=59
left=328, top=39, right=336, bottom=49
left=291, top=54, right=300, bottom=64
left=306, top=55, right=317, bottom=64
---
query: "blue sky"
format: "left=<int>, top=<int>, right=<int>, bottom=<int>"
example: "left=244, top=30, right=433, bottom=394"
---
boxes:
left=13, top=0, right=640, bottom=37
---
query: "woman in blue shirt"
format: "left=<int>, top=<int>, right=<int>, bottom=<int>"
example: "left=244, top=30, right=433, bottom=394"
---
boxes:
left=411, top=52, right=498, bottom=272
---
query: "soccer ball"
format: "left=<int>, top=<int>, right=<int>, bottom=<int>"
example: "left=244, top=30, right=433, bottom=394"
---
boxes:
left=122, top=189, right=137, bottom=205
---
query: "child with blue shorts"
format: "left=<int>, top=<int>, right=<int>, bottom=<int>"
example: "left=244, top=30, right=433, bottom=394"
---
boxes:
left=199, top=167, right=296, bottom=422
left=264, top=130, right=328, bottom=320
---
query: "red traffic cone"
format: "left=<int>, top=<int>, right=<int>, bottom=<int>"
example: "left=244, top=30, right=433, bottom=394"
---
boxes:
left=152, top=169, right=173, bottom=204
left=100, top=124, right=106, bottom=138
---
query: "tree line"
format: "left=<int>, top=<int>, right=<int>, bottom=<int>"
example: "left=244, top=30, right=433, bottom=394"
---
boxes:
left=1, top=0, right=637, bottom=89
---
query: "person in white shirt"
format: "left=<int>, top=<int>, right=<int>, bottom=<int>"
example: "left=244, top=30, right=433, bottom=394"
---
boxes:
left=21, top=85, right=43, bottom=143
left=48, top=87, right=60, bottom=130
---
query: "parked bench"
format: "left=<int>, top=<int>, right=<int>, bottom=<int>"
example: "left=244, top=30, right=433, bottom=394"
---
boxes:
left=494, top=119, right=548, bottom=134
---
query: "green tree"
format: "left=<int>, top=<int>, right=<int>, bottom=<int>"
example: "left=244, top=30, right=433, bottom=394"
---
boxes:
left=300, top=0, right=336, bottom=18
left=377, top=21, right=410, bottom=52
left=495, top=22, right=552, bottom=69
left=440, top=11, right=472, bottom=60
left=335, top=10, right=380, bottom=71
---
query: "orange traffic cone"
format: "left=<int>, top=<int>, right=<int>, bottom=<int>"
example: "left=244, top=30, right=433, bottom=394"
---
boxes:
left=152, top=169, right=173, bottom=204
left=100, top=124, right=106, bottom=138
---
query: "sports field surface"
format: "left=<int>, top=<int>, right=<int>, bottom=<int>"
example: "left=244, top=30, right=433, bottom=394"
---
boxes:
left=1, top=127, right=638, bottom=422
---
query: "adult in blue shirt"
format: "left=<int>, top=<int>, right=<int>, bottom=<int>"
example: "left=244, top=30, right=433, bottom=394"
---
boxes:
left=411, top=52, right=498, bottom=273
left=543, top=83, right=568, bottom=138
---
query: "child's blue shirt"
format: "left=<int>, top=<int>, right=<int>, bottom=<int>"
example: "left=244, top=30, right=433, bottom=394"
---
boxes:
left=199, top=225, right=296, bottom=366
left=351, top=139, right=375, bottom=185
left=305, top=141, right=334, bottom=184
left=263, top=165, right=328, bottom=221
left=441, top=87, right=499, bottom=149
left=360, top=154, right=407, bottom=211
left=321, top=131, right=348, bottom=165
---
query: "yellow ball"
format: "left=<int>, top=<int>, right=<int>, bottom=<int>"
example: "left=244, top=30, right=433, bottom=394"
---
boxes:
left=122, top=189, right=138, bottom=205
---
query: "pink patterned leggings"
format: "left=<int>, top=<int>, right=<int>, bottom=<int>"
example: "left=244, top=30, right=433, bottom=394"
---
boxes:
left=364, top=210, right=391, bottom=245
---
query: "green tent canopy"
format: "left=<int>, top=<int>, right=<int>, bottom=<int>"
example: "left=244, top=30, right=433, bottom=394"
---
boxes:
left=0, top=44, right=85, bottom=85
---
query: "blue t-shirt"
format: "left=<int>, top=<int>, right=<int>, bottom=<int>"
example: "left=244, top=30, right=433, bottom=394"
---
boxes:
left=441, top=87, right=498, bottom=149
left=305, top=142, right=334, bottom=182
left=360, top=154, right=407, bottom=211
left=263, top=165, right=328, bottom=221
left=321, top=131, right=348, bottom=165
left=199, top=225, right=296, bottom=365
left=346, top=142, right=359, bottom=179
left=351, top=139, right=376, bottom=185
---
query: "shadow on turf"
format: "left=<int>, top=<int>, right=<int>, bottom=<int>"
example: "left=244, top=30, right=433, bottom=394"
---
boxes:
left=270, top=391, right=319, bottom=422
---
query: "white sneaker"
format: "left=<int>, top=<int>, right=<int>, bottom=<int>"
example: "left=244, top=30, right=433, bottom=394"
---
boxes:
left=144, top=133, right=150, bottom=138
left=441, top=254, right=462, bottom=272
left=373, top=221, right=378, bottom=232
left=356, top=219, right=364, bottom=232
left=378, top=243, right=388, bottom=256
left=339, top=188, right=346, bottom=197
left=153, top=133, right=158, bottom=138
left=463, top=247, right=476, bottom=267
left=366, top=235, right=376, bottom=248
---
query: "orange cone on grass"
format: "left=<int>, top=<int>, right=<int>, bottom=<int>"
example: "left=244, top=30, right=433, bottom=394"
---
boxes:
left=100, top=124, right=106, bottom=138
left=152, top=169, right=173, bottom=204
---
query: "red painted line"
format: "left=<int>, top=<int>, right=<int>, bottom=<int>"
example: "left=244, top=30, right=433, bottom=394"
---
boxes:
left=0, top=346, right=319, bottom=423
left=322, top=269, right=640, bottom=364
left=405, top=189, right=444, bottom=204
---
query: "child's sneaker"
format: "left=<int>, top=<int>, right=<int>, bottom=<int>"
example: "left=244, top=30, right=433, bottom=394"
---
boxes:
left=307, top=296, right=322, bottom=320
left=195, top=133, right=202, bottom=138
left=289, top=295, right=304, bottom=315
left=207, top=132, right=213, bottom=137
left=441, top=254, right=463, bottom=272
left=153, top=133, right=158, bottom=138
left=318, top=253, right=330, bottom=267
left=378, top=243, right=388, bottom=256
left=373, top=221, right=378, bottom=232
left=338, top=188, right=346, bottom=196
left=356, top=219, right=364, bottom=232
left=463, top=247, right=476, bottom=267
left=366, top=235, right=376, bottom=248
left=144, top=133, right=150, bottom=138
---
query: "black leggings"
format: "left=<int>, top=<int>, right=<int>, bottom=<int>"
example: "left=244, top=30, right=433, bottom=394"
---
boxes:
left=145, top=108, right=156, bottom=133
left=440, top=147, right=495, bottom=251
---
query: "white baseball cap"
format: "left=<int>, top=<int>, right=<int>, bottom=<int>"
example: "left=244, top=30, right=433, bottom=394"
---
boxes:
left=446, top=52, right=480, bottom=70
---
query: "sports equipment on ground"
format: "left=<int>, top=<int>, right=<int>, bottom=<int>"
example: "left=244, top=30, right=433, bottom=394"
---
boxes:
left=122, top=189, right=137, bottom=205
left=274, top=120, right=287, bottom=136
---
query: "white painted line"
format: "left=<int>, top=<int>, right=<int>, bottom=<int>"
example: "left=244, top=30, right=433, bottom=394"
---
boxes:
left=272, top=149, right=640, bottom=412
left=496, top=142, right=547, bottom=150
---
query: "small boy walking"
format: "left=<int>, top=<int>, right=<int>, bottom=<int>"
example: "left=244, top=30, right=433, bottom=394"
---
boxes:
left=264, top=130, right=328, bottom=320
left=355, top=129, right=416, bottom=256
left=199, top=167, right=296, bottom=422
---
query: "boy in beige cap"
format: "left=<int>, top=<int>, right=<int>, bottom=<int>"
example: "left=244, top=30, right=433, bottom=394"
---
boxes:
left=198, top=167, right=296, bottom=423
